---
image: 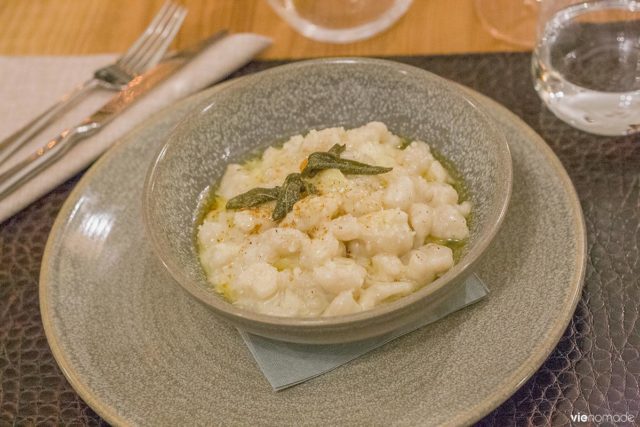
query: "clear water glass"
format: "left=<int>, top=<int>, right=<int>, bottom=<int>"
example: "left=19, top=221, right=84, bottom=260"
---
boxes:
left=267, top=0, right=413, bottom=44
left=475, top=0, right=540, bottom=48
left=532, top=0, right=640, bottom=135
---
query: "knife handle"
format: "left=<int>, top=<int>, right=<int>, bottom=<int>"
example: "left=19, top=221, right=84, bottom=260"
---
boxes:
left=0, top=120, right=100, bottom=201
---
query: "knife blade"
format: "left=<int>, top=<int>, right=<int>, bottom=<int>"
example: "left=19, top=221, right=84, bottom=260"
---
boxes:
left=0, top=30, right=227, bottom=201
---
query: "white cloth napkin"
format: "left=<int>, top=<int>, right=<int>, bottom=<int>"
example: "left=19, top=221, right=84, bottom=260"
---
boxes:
left=0, top=33, right=271, bottom=223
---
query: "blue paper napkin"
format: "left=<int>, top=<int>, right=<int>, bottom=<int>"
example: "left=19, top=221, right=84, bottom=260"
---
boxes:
left=239, top=274, right=488, bottom=391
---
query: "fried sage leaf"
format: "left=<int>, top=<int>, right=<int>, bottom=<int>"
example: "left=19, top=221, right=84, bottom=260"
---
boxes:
left=302, top=179, right=317, bottom=195
left=225, top=144, right=390, bottom=221
left=302, top=144, right=392, bottom=178
left=273, top=173, right=308, bottom=221
left=226, top=186, right=281, bottom=210
left=328, top=143, right=346, bottom=156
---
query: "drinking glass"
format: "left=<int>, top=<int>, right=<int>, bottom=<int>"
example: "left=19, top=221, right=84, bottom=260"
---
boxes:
left=532, top=0, right=640, bottom=135
left=475, top=0, right=540, bottom=47
left=266, top=0, right=413, bottom=43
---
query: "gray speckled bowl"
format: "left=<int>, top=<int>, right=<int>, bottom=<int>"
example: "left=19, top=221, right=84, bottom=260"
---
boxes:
left=143, top=58, right=512, bottom=344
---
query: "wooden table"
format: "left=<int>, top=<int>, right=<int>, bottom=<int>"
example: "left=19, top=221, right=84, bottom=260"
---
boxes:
left=0, top=0, right=526, bottom=58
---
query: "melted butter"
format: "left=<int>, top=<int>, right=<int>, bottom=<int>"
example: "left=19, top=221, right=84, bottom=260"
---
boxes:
left=424, top=236, right=468, bottom=263
left=272, top=256, right=299, bottom=272
left=215, top=282, right=236, bottom=302
left=429, top=147, right=469, bottom=203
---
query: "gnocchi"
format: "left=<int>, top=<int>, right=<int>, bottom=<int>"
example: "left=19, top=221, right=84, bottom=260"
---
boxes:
left=197, top=122, right=471, bottom=317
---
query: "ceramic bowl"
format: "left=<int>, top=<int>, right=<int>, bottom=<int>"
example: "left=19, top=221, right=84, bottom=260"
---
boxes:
left=143, top=58, right=512, bottom=344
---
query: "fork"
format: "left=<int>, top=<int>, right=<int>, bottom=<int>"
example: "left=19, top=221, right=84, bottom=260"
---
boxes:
left=0, top=0, right=187, bottom=164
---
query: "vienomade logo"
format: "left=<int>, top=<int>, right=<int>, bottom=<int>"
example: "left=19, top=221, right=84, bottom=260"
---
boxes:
left=570, top=412, right=636, bottom=424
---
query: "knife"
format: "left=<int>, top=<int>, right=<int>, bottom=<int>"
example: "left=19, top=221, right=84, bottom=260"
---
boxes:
left=0, top=30, right=227, bottom=201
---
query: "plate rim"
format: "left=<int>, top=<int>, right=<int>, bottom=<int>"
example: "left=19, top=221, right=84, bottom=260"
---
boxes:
left=449, top=87, right=587, bottom=426
left=38, top=83, right=227, bottom=427
left=39, top=80, right=586, bottom=427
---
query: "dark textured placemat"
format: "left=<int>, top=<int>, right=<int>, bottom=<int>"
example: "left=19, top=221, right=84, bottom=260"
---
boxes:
left=1, top=53, right=639, bottom=426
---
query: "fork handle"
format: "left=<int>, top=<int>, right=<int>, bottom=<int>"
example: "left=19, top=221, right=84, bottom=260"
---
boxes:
left=0, top=78, right=100, bottom=165
left=0, top=120, right=100, bottom=201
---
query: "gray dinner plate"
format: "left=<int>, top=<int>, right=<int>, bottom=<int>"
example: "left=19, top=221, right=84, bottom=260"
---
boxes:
left=40, top=80, right=586, bottom=426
